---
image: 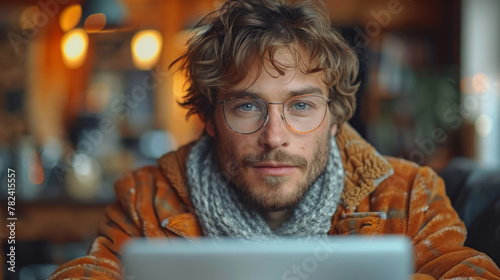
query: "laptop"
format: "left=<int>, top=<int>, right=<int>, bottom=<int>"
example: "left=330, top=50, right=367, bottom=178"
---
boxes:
left=121, top=235, right=413, bottom=280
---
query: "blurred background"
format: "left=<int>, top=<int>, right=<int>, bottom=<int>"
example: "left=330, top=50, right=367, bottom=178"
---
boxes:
left=0, top=0, right=499, bottom=279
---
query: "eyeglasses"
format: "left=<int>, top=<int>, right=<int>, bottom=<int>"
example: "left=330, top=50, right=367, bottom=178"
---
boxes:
left=217, top=94, right=332, bottom=134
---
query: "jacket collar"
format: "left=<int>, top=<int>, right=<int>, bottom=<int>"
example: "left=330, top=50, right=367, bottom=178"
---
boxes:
left=335, top=124, right=393, bottom=209
left=157, top=123, right=393, bottom=212
left=158, top=141, right=198, bottom=210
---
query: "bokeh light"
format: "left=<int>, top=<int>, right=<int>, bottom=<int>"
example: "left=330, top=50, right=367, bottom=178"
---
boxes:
left=85, top=82, right=112, bottom=113
left=59, top=4, right=82, bottom=32
left=472, top=73, right=491, bottom=94
left=460, top=76, right=473, bottom=94
left=131, top=29, right=163, bottom=70
left=29, top=162, right=45, bottom=185
left=139, top=130, right=177, bottom=158
left=84, top=13, right=107, bottom=33
left=19, top=6, right=40, bottom=30
left=475, top=114, right=493, bottom=137
left=61, top=28, right=88, bottom=69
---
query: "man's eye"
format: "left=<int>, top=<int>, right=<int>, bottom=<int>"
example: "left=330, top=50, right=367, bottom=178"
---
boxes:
left=237, top=103, right=260, bottom=111
left=292, top=102, right=310, bottom=110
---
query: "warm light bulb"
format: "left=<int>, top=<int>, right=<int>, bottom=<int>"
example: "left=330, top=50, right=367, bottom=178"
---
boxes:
left=131, top=29, right=163, bottom=70
left=60, top=4, right=82, bottom=31
left=61, top=28, right=88, bottom=69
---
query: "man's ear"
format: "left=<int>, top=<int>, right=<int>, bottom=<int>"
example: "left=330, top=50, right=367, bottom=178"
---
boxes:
left=206, top=118, right=215, bottom=137
left=330, top=123, right=338, bottom=137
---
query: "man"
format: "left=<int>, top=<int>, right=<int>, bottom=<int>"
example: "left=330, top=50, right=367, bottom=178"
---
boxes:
left=50, top=0, right=500, bottom=279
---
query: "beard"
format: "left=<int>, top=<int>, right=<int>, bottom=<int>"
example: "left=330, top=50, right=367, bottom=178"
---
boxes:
left=213, top=132, right=331, bottom=212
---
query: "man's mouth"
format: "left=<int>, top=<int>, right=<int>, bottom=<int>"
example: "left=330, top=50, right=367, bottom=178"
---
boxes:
left=252, top=162, right=297, bottom=176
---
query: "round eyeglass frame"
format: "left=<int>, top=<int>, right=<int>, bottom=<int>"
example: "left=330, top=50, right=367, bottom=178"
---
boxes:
left=217, top=94, right=332, bottom=135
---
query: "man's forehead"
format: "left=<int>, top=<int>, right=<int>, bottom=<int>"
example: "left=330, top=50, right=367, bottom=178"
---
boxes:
left=216, top=45, right=328, bottom=99
left=228, top=46, right=314, bottom=85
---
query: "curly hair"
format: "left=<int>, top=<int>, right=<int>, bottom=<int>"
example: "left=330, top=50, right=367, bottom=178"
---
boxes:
left=171, top=0, right=359, bottom=125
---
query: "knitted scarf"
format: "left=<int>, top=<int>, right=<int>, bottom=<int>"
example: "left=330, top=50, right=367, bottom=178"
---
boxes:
left=186, top=135, right=344, bottom=240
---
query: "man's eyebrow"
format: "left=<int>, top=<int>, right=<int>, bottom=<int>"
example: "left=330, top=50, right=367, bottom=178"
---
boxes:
left=288, top=86, right=325, bottom=97
left=223, top=91, right=261, bottom=99
left=223, top=86, right=326, bottom=99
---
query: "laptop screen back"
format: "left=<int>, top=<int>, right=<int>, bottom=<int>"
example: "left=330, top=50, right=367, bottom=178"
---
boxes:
left=121, top=235, right=413, bottom=280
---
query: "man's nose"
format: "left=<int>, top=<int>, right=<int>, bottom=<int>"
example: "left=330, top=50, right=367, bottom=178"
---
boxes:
left=258, top=105, right=290, bottom=149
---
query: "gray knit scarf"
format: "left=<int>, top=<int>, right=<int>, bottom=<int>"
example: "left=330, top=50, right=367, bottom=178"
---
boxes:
left=186, top=135, right=344, bottom=240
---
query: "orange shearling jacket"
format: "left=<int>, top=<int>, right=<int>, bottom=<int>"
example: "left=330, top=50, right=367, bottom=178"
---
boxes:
left=49, top=124, right=500, bottom=280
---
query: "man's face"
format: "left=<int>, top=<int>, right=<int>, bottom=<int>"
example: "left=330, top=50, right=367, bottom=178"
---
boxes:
left=207, top=47, right=337, bottom=212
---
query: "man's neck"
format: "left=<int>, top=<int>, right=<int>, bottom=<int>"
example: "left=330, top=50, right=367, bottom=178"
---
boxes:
left=261, top=210, right=293, bottom=231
